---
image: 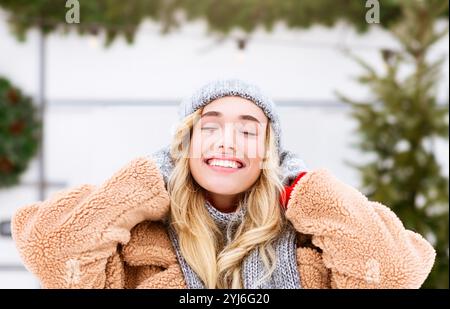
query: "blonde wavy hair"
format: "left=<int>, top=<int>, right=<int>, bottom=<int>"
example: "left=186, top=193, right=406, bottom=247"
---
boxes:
left=167, top=107, right=288, bottom=288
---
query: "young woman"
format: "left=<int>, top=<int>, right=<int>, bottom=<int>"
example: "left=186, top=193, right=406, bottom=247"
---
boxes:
left=12, top=79, right=435, bottom=289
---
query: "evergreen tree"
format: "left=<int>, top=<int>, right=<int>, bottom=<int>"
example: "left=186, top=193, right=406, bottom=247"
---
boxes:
left=339, top=0, right=449, bottom=288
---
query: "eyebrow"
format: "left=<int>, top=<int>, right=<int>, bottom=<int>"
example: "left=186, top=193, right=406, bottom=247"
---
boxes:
left=200, top=111, right=261, bottom=124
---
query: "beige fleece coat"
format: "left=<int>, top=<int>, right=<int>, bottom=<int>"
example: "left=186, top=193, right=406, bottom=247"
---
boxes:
left=11, top=157, right=435, bottom=289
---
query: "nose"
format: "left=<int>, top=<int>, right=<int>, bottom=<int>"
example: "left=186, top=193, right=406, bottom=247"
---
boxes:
left=218, top=123, right=237, bottom=152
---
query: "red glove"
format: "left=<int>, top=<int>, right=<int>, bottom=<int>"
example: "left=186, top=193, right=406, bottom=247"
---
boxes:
left=279, top=172, right=307, bottom=209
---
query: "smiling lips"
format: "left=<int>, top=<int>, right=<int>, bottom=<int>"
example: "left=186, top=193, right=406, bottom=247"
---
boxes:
left=207, top=159, right=242, bottom=168
left=203, top=156, right=245, bottom=173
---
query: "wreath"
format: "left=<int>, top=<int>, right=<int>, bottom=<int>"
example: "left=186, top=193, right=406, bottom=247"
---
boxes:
left=0, top=76, right=41, bottom=187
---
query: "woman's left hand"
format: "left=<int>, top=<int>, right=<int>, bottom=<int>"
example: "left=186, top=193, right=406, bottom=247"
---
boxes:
left=284, top=169, right=436, bottom=288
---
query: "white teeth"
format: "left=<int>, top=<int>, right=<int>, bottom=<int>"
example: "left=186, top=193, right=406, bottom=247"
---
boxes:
left=207, top=159, right=240, bottom=169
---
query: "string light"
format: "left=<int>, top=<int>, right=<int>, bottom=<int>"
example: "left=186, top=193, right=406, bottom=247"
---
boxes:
left=87, top=34, right=99, bottom=48
left=236, top=38, right=246, bottom=64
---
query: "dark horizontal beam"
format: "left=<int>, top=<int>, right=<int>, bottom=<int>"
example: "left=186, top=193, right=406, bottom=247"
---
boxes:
left=10, top=181, right=67, bottom=188
left=0, top=265, right=27, bottom=272
left=0, top=220, right=11, bottom=237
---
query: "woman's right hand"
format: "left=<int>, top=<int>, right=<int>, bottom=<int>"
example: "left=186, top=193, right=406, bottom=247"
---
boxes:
left=11, top=156, right=170, bottom=288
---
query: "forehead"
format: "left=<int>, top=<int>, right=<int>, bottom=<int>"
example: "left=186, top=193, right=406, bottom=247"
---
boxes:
left=202, top=96, right=268, bottom=122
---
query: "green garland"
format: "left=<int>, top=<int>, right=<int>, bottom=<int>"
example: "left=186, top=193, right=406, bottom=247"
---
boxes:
left=0, top=0, right=436, bottom=46
left=0, top=77, right=41, bottom=187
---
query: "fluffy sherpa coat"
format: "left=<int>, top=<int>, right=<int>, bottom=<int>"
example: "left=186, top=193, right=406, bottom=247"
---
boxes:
left=11, top=157, right=436, bottom=289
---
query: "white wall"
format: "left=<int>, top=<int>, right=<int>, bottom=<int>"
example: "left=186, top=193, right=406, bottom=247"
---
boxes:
left=0, top=9, right=448, bottom=288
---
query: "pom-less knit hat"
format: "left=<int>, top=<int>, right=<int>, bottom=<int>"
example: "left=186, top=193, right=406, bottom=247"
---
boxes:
left=151, top=79, right=307, bottom=187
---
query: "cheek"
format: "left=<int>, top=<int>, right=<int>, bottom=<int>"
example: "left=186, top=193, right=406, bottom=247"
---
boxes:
left=243, top=140, right=265, bottom=161
left=238, top=134, right=266, bottom=162
left=245, top=156, right=263, bottom=178
left=241, top=138, right=265, bottom=181
left=189, top=131, right=211, bottom=159
left=190, top=128, right=217, bottom=157
left=189, top=157, right=202, bottom=179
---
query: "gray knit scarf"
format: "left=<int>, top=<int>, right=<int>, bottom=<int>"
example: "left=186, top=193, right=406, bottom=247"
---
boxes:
left=165, top=200, right=302, bottom=289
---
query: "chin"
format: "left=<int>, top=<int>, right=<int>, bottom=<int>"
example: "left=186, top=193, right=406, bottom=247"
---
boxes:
left=201, top=183, right=241, bottom=196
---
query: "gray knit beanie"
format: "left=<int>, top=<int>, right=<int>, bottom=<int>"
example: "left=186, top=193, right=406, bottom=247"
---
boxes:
left=151, top=79, right=307, bottom=187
